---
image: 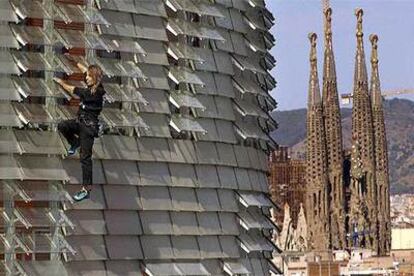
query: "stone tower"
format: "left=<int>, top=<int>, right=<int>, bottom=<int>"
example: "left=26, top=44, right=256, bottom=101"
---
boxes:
left=305, top=33, right=330, bottom=250
left=370, top=34, right=391, bottom=255
left=349, top=9, right=378, bottom=251
left=321, top=8, right=346, bottom=249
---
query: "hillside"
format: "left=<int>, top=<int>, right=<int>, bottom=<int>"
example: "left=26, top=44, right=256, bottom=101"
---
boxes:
left=271, top=98, right=414, bottom=194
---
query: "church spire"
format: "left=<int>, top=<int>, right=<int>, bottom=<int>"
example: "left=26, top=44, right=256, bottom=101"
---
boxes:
left=305, top=33, right=330, bottom=250
left=370, top=34, right=391, bottom=255
left=350, top=8, right=378, bottom=252
left=321, top=7, right=346, bottom=249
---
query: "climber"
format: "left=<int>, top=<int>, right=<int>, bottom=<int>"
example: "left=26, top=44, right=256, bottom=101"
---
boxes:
left=54, top=61, right=105, bottom=202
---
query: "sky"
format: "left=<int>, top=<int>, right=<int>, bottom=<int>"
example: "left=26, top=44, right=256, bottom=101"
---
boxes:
left=266, top=0, right=414, bottom=110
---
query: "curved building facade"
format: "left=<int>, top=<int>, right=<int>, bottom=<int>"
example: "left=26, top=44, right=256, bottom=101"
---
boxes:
left=0, top=0, right=279, bottom=275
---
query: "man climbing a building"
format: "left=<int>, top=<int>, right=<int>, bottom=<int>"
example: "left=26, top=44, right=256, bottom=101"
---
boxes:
left=54, top=61, right=105, bottom=202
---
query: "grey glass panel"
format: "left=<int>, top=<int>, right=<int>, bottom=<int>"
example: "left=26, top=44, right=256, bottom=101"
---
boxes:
left=171, top=236, right=200, bottom=259
left=234, top=168, right=252, bottom=190
left=19, top=261, right=68, bottom=276
left=141, top=236, right=174, bottom=259
left=197, top=119, right=219, bottom=142
left=94, top=57, right=145, bottom=78
left=195, top=165, right=220, bottom=188
left=176, top=262, right=210, bottom=275
left=233, top=145, right=251, bottom=168
left=18, top=156, right=68, bottom=181
left=201, top=260, right=224, bottom=275
left=215, top=28, right=234, bottom=53
left=214, top=8, right=232, bottom=30
left=218, top=189, right=238, bottom=212
left=65, top=261, right=106, bottom=276
left=239, top=232, right=274, bottom=252
left=137, top=64, right=169, bottom=90
left=11, top=25, right=52, bottom=46
left=98, top=0, right=166, bottom=17
left=250, top=258, right=269, bottom=276
left=216, top=120, right=237, bottom=144
left=168, top=43, right=205, bottom=62
left=0, top=129, right=20, bottom=154
left=144, top=262, right=181, bottom=276
left=232, top=54, right=266, bottom=74
left=234, top=98, right=268, bottom=118
left=98, top=10, right=136, bottom=37
left=0, top=1, right=19, bottom=22
left=57, top=29, right=110, bottom=51
left=15, top=207, right=51, bottom=228
left=62, top=159, right=106, bottom=185
left=169, top=163, right=197, bottom=187
left=231, top=0, right=250, bottom=10
left=248, top=169, right=260, bottom=191
left=139, top=186, right=172, bottom=210
left=167, top=18, right=225, bottom=41
left=105, top=235, right=143, bottom=259
left=247, top=147, right=261, bottom=170
left=15, top=130, right=65, bottom=155
left=237, top=191, right=272, bottom=207
left=219, top=236, right=240, bottom=258
left=0, top=24, right=19, bottom=48
left=198, top=236, right=223, bottom=258
left=104, top=185, right=141, bottom=210
left=216, top=143, right=237, bottom=166
left=196, top=95, right=218, bottom=118
left=106, top=261, right=142, bottom=276
left=170, top=90, right=205, bottom=109
left=230, top=31, right=248, bottom=56
left=137, top=138, right=171, bottom=162
left=223, top=260, right=251, bottom=275
left=133, top=14, right=168, bottom=41
left=230, top=8, right=248, bottom=33
left=195, top=142, right=218, bottom=164
left=132, top=40, right=168, bottom=65
left=66, top=236, right=107, bottom=261
left=197, top=212, right=221, bottom=235
left=213, top=51, right=234, bottom=75
left=55, top=3, right=109, bottom=25
left=169, top=139, right=197, bottom=164
left=196, top=189, right=220, bottom=211
left=257, top=149, right=269, bottom=171
left=139, top=114, right=171, bottom=138
left=194, top=71, right=217, bottom=95
left=0, top=76, right=20, bottom=101
left=105, top=210, right=142, bottom=235
left=257, top=171, right=269, bottom=192
left=12, top=77, right=65, bottom=98
left=98, top=135, right=140, bottom=160
left=219, top=212, right=239, bottom=235
left=102, top=83, right=147, bottom=103
left=102, top=160, right=140, bottom=185
left=193, top=47, right=216, bottom=72
left=233, top=75, right=267, bottom=96
left=171, top=187, right=200, bottom=211
left=101, top=108, right=148, bottom=128
left=13, top=103, right=55, bottom=125
left=0, top=51, right=20, bottom=74
left=170, top=115, right=206, bottom=134
left=138, top=89, right=170, bottom=114
left=66, top=185, right=106, bottom=210
left=10, top=0, right=51, bottom=20
left=217, top=166, right=238, bottom=189
left=96, top=0, right=135, bottom=13
left=245, top=9, right=267, bottom=31
left=235, top=120, right=269, bottom=141
left=171, top=211, right=199, bottom=235
left=214, top=73, right=235, bottom=98
left=66, top=210, right=106, bottom=235
left=140, top=210, right=172, bottom=235
left=169, top=66, right=204, bottom=86
left=139, top=162, right=171, bottom=186
left=238, top=209, right=274, bottom=230
left=216, top=96, right=235, bottom=121
left=101, top=36, right=146, bottom=54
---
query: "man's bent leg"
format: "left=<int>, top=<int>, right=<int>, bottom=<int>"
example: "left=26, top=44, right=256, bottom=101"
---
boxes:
left=58, top=119, right=80, bottom=148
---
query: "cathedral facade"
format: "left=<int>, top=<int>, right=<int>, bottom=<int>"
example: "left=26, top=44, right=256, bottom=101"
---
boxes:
left=305, top=8, right=391, bottom=256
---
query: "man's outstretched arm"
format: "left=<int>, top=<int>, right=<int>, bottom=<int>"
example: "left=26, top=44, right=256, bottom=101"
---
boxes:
left=54, top=77, right=76, bottom=95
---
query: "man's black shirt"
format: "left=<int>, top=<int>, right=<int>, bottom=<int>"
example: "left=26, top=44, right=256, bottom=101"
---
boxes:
left=74, top=84, right=105, bottom=121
